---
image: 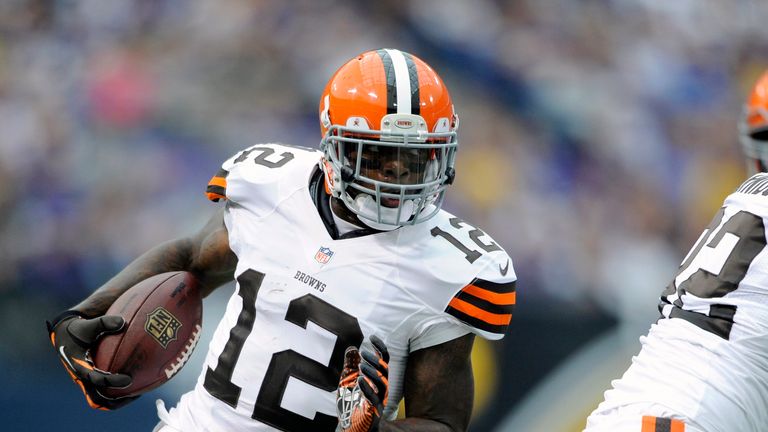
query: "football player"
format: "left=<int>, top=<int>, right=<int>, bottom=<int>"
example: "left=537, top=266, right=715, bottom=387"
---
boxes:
left=583, top=71, right=768, bottom=432
left=47, top=49, right=516, bottom=432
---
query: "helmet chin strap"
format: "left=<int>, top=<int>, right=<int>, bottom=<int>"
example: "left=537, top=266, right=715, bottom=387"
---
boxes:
left=353, top=194, right=415, bottom=231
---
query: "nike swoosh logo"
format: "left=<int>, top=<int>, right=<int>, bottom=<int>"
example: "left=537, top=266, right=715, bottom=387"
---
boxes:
left=499, top=259, right=510, bottom=276
left=59, top=346, right=76, bottom=371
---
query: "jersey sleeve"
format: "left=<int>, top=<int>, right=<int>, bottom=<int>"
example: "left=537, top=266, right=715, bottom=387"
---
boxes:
left=205, top=146, right=251, bottom=203
left=405, top=251, right=516, bottom=349
left=204, top=143, right=321, bottom=216
left=206, top=166, right=230, bottom=202
left=409, top=316, right=472, bottom=352
left=444, top=254, right=517, bottom=340
left=404, top=213, right=518, bottom=341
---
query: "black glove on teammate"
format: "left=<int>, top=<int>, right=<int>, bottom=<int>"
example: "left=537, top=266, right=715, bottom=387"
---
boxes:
left=337, top=335, right=390, bottom=432
left=46, top=311, right=137, bottom=410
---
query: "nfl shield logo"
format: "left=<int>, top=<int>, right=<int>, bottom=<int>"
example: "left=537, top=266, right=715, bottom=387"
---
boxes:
left=145, top=307, right=182, bottom=349
left=315, top=246, right=334, bottom=264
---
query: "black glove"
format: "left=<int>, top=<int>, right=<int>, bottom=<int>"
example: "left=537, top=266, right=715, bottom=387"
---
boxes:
left=337, top=335, right=390, bottom=432
left=46, top=311, right=137, bottom=410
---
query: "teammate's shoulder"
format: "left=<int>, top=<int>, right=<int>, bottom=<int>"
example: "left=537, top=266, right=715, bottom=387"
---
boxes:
left=733, top=173, right=768, bottom=197
left=205, top=143, right=321, bottom=208
left=725, top=173, right=768, bottom=214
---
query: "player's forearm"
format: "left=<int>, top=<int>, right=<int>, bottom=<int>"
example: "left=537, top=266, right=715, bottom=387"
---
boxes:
left=72, top=209, right=236, bottom=316
left=72, top=238, right=200, bottom=316
left=388, top=335, right=474, bottom=432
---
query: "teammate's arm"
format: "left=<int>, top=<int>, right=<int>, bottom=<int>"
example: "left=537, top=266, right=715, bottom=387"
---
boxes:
left=383, top=333, right=475, bottom=432
left=73, top=207, right=236, bottom=316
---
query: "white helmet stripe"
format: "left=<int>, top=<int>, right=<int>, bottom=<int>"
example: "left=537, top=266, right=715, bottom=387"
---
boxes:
left=385, top=49, right=412, bottom=114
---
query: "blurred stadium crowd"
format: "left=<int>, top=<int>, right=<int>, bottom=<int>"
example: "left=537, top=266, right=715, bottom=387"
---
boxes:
left=2, top=0, right=768, bottom=430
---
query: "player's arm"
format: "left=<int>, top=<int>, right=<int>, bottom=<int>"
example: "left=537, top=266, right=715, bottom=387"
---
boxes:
left=46, top=207, right=236, bottom=410
left=73, top=206, right=236, bottom=316
left=383, top=333, right=474, bottom=432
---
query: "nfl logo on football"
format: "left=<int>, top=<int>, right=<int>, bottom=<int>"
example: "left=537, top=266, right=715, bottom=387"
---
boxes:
left=315, top=246, right=334, bottom=264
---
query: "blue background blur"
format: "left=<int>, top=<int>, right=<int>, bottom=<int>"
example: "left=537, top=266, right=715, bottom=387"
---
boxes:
left=2, top=1, right=768, bottom=431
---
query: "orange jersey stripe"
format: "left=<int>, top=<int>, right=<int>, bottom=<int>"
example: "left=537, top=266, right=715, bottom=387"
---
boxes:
left=448, top=297, right=512, bottom=326
left=208, top=176, right=227, bottom=189
left=462, top=284, right=516, bottom=305
left=206, top=192, right=226, bottom=201
left=670, top=419, right=685, bottom=432
left=641, top=416, right=656, bottom=432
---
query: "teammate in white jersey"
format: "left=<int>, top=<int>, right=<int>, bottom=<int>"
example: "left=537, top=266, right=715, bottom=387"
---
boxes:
left=46, top=49, right=516, bottom=432
left=583, top=71, right=768, bottom=432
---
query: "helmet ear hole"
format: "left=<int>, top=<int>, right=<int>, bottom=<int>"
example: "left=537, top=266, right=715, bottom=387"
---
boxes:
left=445, top=167, right=456, bottom=185
left=752, top=129, right=768, bottom=141
left=341, top=166, right=355, bottom=182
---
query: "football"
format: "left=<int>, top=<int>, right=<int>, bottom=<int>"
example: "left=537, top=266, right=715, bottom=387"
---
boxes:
left=93, top=271, right=203, bottom=399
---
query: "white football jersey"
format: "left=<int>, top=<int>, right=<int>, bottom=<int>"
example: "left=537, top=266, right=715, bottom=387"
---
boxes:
left=158, top=143, right=516, bottom=432
left=585, top=173, right=768, bottom=432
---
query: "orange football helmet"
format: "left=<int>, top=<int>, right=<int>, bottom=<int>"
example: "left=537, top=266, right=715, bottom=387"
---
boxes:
left=319, top=49, right=459, bottom=229
left=740, top=70, right=768, bottom=173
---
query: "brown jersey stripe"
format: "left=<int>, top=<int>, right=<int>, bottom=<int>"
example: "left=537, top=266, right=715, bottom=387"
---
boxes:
left=472, top=278, right=516, bottom=294
left=212, top=167, right=229, bottom=178
left=206, top=182, right=226, bottom=198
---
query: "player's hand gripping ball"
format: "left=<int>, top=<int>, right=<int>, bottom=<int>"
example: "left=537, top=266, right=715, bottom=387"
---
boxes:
left=48, top=313, right=136, bottom=410
left=48, top=272, right=203, bottom=409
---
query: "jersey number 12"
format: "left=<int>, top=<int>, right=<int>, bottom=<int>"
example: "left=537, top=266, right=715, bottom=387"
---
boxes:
left=203, top=269, right=364, bottom=430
